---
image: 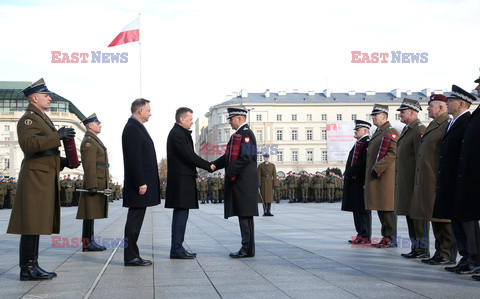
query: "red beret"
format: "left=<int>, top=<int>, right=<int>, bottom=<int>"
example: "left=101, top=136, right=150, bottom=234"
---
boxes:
left=429, top=94, right=448, bottom=104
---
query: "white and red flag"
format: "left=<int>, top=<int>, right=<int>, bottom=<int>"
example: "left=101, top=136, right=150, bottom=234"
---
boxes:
left=108, top=17, right=140, bottom=47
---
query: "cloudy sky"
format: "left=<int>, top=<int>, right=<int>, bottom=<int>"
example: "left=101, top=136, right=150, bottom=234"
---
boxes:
left=1, top=0, right=479, bottom=180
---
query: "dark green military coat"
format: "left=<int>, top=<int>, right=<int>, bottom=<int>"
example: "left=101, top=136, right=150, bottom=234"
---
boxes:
left=76, top=131, right=109, bottom=219
left=364, top=121, right=399, bottom=211
left=7, top=104, right=62, bottom=235
left=394, top=118, right=426, bottom=215
left=411, top=113, right=450, bottom=222
left=258, top=162, right=277, bottom=203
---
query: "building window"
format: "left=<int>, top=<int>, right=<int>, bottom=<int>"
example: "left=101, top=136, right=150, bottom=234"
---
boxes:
left=4, top=125, right=10, bottom=131
left=256, top=130, right=263, bottom=141
left=276, top=130, right=283, bottom=141
left=3, top=158, right=9, bottom=169
left=306, top=129, right=313, bottom=140
left=322, top=151, right=327, bottom=161
left=218, top=131, right=221, bottom=143
left=366, top=114, right=372, bottom=120
left=321, top=130, right=327, bottom=140
left=307, top=150, right=313, bottom=162
left=292, top=151, right=298, bottom=162
left=4, top=137, right=9, bottom=141
left=277, top=151, right=283, bottom=162
left=291, top=129, right=298, bottom=141
left=321, top=114, right=327, bottom=121
left=218, top=114, right=222, bottom=124
left=307, top=114, right=312, bottom=121
left=292, top=114, right=297, bottom=121
left=395, top=114, right=400, bottom=121
left=225, top=130, right=230, bottom=142
left=351, top=114, right=357, bottom=120
left=277, top=114, right=282, bottom=121
left=256, top=114, right=262, bottom=121
left=257, top=154, right=263, bottom=162
left=337, top=114, right=342, bottom=121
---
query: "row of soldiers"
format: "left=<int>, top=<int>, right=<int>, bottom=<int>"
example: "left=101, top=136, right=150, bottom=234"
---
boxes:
left=279, top=172, right=343, bottom=203
left=196, top=173, right=225, bottom=204
left=0, top=178, right=16, bottom=209
left=59, top=175, right=122, bottom=206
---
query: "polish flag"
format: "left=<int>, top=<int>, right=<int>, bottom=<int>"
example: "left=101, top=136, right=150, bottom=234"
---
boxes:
left=108, top=17, right=140, bottom=47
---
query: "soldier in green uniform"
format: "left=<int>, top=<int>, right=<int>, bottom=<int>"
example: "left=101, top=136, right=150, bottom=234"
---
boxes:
left=7, top=178, right=16, bottom=207
left=300, top=173, right=309, bottom=203
left=218, top=173, right=224, bottom=204
left=200, top=176, right=208, bottom=204
left=64, top=174, right=74, bottom=207
left=0, top=178, right=7, bottom=209
left=212, top=173, right=220, bottom=203
left=274, top=176, right=281, bottom=203
left=7, top=78, right=78, bottom=280
left=73, top=175, right=83, bottom=206
left=258, top=154, right=276, bottom=216
left=286, top=172, right=295, bottom=202
left=326, top=172, right=335, bottom=203
left=312, top=172, right=323, bottom=203
left=60, top=175, right=67, bottom=206
left=76, top=113, right=108, bottom=251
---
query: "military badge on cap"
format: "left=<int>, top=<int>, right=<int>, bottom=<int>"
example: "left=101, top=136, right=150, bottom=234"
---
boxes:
left=82, top=113, right=101, bottom=126
left=20, top=78, right=53, bottom=97
left=447, top=85, right=477, bottom=103
left=227, top=107, right=248, bottom=120
left=397, top=98, right=422, bottom=112
left=354, top=119, right=371, bottom=130
left=24, top=119, right=33, bottom=126
left=370, top=104, right=389, bottom=115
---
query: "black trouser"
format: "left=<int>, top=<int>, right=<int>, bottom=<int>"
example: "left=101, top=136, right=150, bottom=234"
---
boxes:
left=239, top=216, right=255, bottom=255
left=82, top=219, right=94, bottom=245
left=453, top=220, right=480, bottom=266
left=170, top=208, right=189, bottom=254
left=353, top=211, right=372, bottom=241
left=124, top=207, right=146, bottom=262
left=20, top=235, right=37, bottom=267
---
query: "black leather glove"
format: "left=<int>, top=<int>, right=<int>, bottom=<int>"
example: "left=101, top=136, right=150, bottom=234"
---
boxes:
left=60, top=157, right=68, bottom=169
left=57, top=127, right=76, bottom=140
left=371, top=169, right=380, bottom=178
left=88, top=188, right=98, bottom=196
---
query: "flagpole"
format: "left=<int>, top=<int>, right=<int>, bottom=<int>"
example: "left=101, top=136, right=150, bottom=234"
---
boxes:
left=138, top=13, right=142, bottom=98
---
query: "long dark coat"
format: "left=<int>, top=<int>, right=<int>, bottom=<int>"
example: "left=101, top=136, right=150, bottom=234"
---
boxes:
left=7, top=104, right=62, bottom=235
left=394, top=118, right=426, bottom=216
left=364, top=121, right=399, bottom=211
left=432, top=112, right=470, bottom=219
left=213, top=123, right=259, bottom=219
left=121, top=117, right=160, bottom=208
left=341, top=135, right=369, bottom=212
left=452, top=107, right=480, bottom=220
left=165, top=123, right=211, bottom=209
left=76, top=131, right=109, bottom=219
left=410, top=113, right=449, bottom=221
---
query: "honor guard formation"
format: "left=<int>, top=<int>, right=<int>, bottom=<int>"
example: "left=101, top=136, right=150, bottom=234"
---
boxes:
left=4, top=75, right=480, bottom=284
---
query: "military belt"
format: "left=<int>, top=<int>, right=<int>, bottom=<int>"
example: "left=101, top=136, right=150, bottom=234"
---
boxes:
left=24, top=149, right=60, bottom=160
left=96, top=163, right=110, bottom=167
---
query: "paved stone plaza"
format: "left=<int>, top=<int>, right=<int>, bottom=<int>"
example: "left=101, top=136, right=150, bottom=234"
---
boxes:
left=0, top=201, right=478, bottom=298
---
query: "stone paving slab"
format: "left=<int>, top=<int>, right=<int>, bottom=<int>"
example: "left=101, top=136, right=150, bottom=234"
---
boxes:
left=1, top=201, right=479, bottom=298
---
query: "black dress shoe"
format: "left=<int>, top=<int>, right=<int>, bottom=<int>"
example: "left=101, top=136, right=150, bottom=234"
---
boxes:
left=445, top=262, right=467, bottom=272
left=401, top=251, right=416, bottom=258
left=371, top=238, right=394, bottom=248
left=472, top=274, right=480, bottom=281
left=266, top=212, right=274, bottom=216
left=348, top=239, right=353, bottom=243
left=170, top=252, right=195, bottom=259
left=20, top=264, right=53, bottom=281
left=456, top=264, right=480, bottom=275
left=229, top=250, right=254, bottom=258
left=184, top=251, right=197, bottom=256
left=426, top=256, right=454, bottom=265
left=35, top=261, right=57, bottom=277
left=83, top=242, right=105, bottom=252
left=124, top=258, right=152, bottom=266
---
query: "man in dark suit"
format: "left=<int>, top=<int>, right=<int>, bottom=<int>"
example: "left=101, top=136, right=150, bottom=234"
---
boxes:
left=122, top=98, right=160, bottom=266
left=212, top=107, right=259, bottom=258
left=433, top=85, right=473, bottom=274
left=342, top=120, right=371, bottom=245
left=165, top=107, right=213, bottom=259
left=450, top=83, right=480, bottom=276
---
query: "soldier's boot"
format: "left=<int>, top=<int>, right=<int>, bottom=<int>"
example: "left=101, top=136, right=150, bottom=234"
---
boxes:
left=82, top=220, right=104, bottom=252
left=33, top=235, right=57, bottom=277
left=266, top=203, right=274, bottom=216
left=20, top=235, right=53, bottom=281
